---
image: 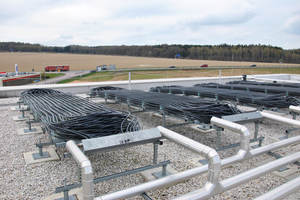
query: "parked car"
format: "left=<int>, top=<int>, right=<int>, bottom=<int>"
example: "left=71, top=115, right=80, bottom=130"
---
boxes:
left=201, top=64, right=208, bottom=67
left=169, top=66, right=176, bottom=68
left=250, top=64, right=257, bottom=67
left=90, top=70, right=96, bottom=73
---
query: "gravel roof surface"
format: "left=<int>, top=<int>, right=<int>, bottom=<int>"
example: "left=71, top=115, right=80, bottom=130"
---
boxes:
left=0, top=95, right=299, bottom=200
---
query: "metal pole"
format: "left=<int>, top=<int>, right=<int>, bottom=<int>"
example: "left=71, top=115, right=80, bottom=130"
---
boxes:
left=219, top=70, right=221, bottom=84
left=153, top=142, right=158, bottom=164
left=43, top=63, right=46, bottom=84
left=254, top=175, right=300, bottom=200
left=128, top=72, right=131, bottom=90
left=231, top=54, right=233, bottom=77
left=95, top=132, right=300, bottom=200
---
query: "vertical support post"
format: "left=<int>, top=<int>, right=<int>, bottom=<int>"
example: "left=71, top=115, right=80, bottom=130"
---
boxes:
left=153, top=142, right=159, bottom=164
left=38, top=139, right=44, bottom=156
left=162, top=112, right=166, bottom=127
left=48, top=131, right=53, bottom=144
left=105, top=93, right=108, bottom=104
left=63, top=191, right=69, bottom=200
left=127, top=99, right=131, bottom=112
left=216, top=128, right=222, bottom=149
left=258, top=138, right=263, bottom=147
left=28, top=121, right=32, bottom=131
left=128, top=72, right=131, bottom=90
left=162, top=164, right=167, bottom=177
left=285, top=131, right=290, bottom=139
left=160, top=105, right=166, bottom=127
left=34, top=112, right=38, bottom=121
left=21, top=109, right=25, bottom=118
left=219, top=70, right=221, bottom=84
left=63, top=178, right=69, bottom=200
left=254, top=121, right=259, bottom=139
left=17, top=100, right=22, bottom=109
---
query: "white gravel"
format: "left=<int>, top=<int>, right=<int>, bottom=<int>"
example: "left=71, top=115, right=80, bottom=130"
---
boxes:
left=0, top=95, right=299, bottom=200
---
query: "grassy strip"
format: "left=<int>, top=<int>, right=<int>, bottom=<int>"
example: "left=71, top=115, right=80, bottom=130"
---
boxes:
left=40, top=73, right=65, bottom=79
left=56, top=72, right=95, bottom=84
left=56, top=67, right=300, bottom=83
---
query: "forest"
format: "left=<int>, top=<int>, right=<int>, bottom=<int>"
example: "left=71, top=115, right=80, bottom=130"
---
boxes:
left=1, top=42, right=300, bottom=64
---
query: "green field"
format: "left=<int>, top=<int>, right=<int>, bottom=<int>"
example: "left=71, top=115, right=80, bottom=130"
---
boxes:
left=55, top=67, right=300, bottom=84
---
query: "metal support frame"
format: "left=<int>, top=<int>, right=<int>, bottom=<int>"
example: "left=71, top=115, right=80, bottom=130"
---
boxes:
left=216, top=136, right=264, bottom=152
left=140, top=192, right=153, bottom=200
left=32, top=138, right=50, bottom=160
left=55, top=161, right=171, bottom=194
left=254, top=121, right=260, bottom=139
left=57, top=129, right=169, bottom=197
left=14, top=100, right=24, bottom=110
left=102, top=95, right=196, bottom=128
left=18, top=107, right=30, bottom=120
left=153, top=141, right=160, bottom=164
left=216, top=128, right=222, bottom=149
left=23, top=120, right=39, bottom=133
left=34, top=138, right=82, bottom=160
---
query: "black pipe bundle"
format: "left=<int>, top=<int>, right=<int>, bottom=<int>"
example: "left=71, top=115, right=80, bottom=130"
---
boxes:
left=20, top=89, right=140, bottom=140
left=227, top=80, right=300, bottom=88
left=149, top=85, right=300, bottom=108
left=90, top=87, right=241, bottom=124
left=195, top=82, right=300, bottom=97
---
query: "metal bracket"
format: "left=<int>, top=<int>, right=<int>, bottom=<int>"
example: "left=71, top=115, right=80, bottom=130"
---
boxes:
left=141, top=192, right=153, bottom=200
left=152, top=169, right=172, bottom=179
left=55, top=161, right=170, bottom=194
left=24, top=120, right=39, bottom=132
left=32, top=139, right=50, bottom=160
left=55, top=179, right=77, bottom=200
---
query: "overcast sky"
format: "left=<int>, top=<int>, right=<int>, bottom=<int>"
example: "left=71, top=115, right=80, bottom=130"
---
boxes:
left=1, top=0, right=300, bottom=49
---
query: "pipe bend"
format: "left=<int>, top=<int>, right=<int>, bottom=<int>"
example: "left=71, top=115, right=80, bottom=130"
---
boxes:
left=210, top=117, right=250, bottom=151
left=66, top=140, right=94, bottom=200
left=289, top=105, right=300, bottom=114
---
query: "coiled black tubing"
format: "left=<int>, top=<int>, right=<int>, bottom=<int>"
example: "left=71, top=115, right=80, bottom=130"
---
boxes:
left=20, top=88, right=140, bottom=140
left=89, top=86, right=242, bottom=124
left=149, top=85, right=300, bottom=108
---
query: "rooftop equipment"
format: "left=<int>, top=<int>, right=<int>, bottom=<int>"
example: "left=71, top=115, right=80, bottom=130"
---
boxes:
left=20, top=88, right=140, bottom=141
left=149, top=85, right=300, bottom=109
left=195, top=82, right=300, bottom=97
left=88, top=86, right=241, bottom=124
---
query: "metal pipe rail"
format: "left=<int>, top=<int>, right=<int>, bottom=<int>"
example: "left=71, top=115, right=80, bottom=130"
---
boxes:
left=261, top=110, right=300, bottom=128
left=94, top=117, right=300, bottom=200
left=174, top=151, right=300, bottom=200
left=210, top=117, right=252, bottom=168
left=289, top=105, right=300, bottom=114
left=62, top=113, right=300, bottom=200
left=254, top=175, right=300, bottom=200
left=157, top=126, right=220, bottom=184
left=95, top=135, right=300, bottom=200
left=95, top=126, right=221, bottom=200
left=66, top=140, right=94, bottom=200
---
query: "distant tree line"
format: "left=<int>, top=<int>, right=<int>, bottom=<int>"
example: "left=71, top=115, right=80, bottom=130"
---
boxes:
left=1, top=42, right=300, bottom=64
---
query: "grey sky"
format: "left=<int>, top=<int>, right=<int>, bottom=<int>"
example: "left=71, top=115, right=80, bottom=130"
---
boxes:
left=1, top=0, right=300, bottom=49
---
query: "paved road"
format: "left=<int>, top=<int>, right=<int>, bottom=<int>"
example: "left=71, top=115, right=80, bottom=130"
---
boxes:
left=28, top=71, right=90, bottom=85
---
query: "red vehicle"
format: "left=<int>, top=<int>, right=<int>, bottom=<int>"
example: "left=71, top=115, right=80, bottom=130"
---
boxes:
left=200, top=64, right=208, bottom=67
left=45, top=65, right=70, bottom=72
